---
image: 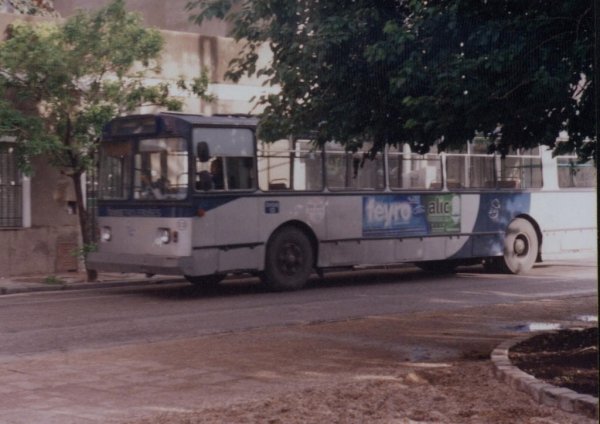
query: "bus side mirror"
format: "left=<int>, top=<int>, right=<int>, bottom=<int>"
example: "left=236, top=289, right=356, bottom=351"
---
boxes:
left=197, top=141, right=210, bottom=163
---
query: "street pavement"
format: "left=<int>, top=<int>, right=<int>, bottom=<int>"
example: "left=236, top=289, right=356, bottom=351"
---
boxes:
left=0, top=259, right=597, bottom=423
left=0, top=291, right=596, bottom=423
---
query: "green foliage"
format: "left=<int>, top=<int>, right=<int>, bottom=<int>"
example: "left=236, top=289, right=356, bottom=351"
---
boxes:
left=0, top=0, right=210, bottom=175
left=188, top=0, right=595, bottom=160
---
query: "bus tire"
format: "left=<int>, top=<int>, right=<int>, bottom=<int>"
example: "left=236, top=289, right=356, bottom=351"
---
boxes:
left=263, top=226, right=314, bottom=291
left=415, top=260, right=458, bottom=274
left=497, top=218, right=539, bottom=274
left=185, top=274, right=225, bottom=288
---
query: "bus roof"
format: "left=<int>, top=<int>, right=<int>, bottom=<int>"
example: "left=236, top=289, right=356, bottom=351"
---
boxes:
left=160, top=112, right=259, bottom=127
left=102, top=113, right=260, bottom=140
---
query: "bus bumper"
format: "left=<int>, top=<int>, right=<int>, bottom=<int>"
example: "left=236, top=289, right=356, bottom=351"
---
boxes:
left=87, top=252, right=193, bottom=276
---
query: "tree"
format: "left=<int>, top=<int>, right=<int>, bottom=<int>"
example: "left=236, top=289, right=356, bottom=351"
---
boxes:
left=187, top=0, right=595, bottom=159
left=0, top=0, right=211, bottom=280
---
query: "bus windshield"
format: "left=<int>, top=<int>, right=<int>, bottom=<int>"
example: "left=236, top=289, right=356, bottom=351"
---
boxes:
left=98, top=137, right=189, bottom=201
left=134, top=138, right=188, bottom=200
left=98, top=140, right=133, bottom=200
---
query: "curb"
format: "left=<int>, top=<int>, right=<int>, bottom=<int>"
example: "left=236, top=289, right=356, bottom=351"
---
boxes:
left=491, top=333, right=599, bottom=419
left=0, top=277, right=186, bottom=295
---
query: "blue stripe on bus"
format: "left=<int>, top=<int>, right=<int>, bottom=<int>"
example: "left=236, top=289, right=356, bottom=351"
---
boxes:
left=98, top=205, right=196, bottom=218
left=97, top=196, right=240, bottom=217
left=450, top=193, right=531, bottom=259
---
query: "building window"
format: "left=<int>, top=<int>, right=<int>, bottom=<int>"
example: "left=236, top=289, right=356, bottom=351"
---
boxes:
left=0, top=142, right=26, bottom=228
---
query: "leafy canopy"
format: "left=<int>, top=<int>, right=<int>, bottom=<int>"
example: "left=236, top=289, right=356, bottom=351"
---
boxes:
left=188, top=0, right=595, bottom=159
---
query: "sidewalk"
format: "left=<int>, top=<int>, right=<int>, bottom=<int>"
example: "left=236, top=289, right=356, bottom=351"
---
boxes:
left=0, top=272, right=185, bottom=295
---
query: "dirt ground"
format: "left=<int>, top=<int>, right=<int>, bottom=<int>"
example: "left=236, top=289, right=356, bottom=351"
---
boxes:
left=131, top=362, right=595, bottom=424
left=130, top=363, right=594, bottom=424
left=124, top=297, right=597, bottom=424
left=510, top=327, right=598, bottom=397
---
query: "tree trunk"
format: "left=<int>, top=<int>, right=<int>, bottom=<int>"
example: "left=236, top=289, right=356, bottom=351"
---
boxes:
left=71, top=172, right=98, bottom=282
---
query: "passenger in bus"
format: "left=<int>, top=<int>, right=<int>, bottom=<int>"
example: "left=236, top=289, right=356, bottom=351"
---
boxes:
left=196, top=157, right=225, bottom=191
left=196, top=171, right=212, bottom=191
left=210, top=157, right=224, bottom=189
left=140, top=171, right=164, bottom=199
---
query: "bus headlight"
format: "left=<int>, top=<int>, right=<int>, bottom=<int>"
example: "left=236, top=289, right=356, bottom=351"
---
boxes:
left=156, top=228, right=171, bottom=244
left=100, top=226, right=112, bottom=242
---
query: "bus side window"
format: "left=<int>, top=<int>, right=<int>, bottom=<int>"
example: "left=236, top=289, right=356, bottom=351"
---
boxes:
left=258, top=139, right=324, bottom=192
left=224, top=157, right=254, bottom=190
left=388, top=146, right=440, bottom=190
left=326, top=142, right=384, bottom=190
left=211, top=158, right=225, bottom=189
left=557, top=157, right=596, bottom=188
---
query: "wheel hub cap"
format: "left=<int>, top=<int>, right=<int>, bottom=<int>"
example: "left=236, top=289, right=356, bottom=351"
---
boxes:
left=514, top=235, right=528, bottom=256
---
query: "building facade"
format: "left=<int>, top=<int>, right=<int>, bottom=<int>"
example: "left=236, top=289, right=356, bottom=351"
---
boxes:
left=54, top=0, right=230, bottom=36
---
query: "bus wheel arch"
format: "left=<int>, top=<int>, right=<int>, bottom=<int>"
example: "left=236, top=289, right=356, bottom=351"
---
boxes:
left=262, top=221, right=317, bottom=291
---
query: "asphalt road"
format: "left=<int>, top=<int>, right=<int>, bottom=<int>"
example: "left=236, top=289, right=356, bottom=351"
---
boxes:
left=0, top=260, right=596, bottom=361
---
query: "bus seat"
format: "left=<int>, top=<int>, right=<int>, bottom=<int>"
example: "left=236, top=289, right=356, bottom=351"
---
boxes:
left=498, top=179, right=520, bottom=188
left=268, top=182, right=288, bottom=190
left=446, top=179, right=463, bottom=189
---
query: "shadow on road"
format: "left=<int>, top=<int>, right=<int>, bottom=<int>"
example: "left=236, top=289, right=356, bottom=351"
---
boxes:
left=116, top=265, right=490, bottom=301
left=117, top=257, right=598, bottom=302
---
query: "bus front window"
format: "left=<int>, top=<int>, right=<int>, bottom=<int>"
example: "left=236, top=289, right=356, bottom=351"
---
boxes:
left=134, top=138, right=188, bottom=200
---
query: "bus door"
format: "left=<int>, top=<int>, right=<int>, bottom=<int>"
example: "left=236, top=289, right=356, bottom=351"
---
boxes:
left=193, top=127, right=260, bottom=272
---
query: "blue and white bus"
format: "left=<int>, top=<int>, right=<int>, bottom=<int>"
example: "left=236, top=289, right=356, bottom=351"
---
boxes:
left=88, top=113, right=597, bottom=290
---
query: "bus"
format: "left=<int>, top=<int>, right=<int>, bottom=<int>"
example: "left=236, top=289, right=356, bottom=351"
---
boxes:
left=87, top=113, right=597, bottom=290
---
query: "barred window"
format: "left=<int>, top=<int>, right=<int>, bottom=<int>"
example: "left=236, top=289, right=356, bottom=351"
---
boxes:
left=0, top=142, right=23, bottom=227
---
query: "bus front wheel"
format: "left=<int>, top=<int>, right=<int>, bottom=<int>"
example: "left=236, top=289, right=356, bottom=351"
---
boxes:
left=263, top=226, right=314, bottom=291
left=491, top=218, right=539, bottom=274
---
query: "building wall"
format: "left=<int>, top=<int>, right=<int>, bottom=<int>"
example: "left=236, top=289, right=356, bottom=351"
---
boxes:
left=53, top=0, right=230, bottom=36
left=0, top=157, right=80, bottom=276
left=158, top=29, right=273, bottom=115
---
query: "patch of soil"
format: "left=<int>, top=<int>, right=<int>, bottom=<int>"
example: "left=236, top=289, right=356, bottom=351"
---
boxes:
left=509, top=327, right=599, bottom=397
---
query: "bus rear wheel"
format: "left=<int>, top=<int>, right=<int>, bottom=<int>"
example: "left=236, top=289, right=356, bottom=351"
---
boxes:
left=263, top=226, right=314, bottom=291
left=491, top=218, right=539, bottom=274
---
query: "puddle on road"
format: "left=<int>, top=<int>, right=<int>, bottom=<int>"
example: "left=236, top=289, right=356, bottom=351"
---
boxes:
left=508, top=315, right=597, bottom=333
left=508, top=323, right=562, bottom=332
left=575, top=315, right=598, bottom=323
